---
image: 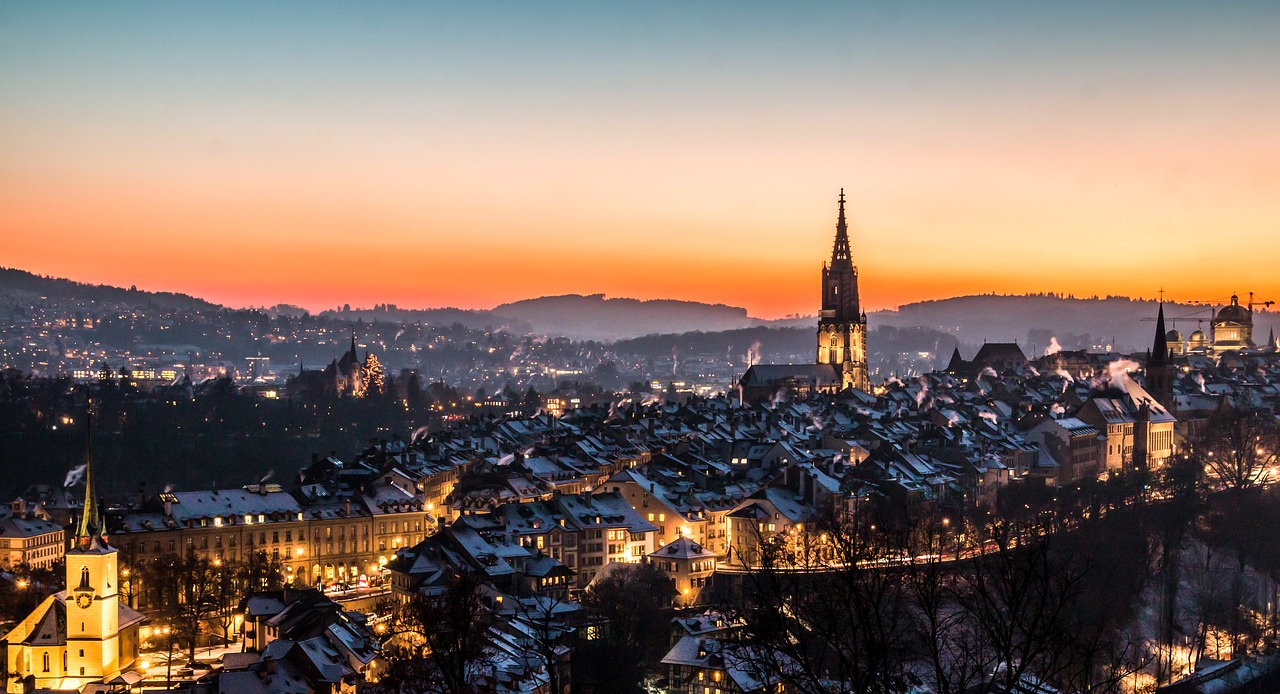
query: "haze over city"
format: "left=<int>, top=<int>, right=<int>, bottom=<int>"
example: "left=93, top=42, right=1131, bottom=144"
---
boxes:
left=4, top=2, right=1280, bottom=317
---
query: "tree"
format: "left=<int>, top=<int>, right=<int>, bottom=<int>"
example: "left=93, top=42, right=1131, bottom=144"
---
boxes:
left=140, top=550, right=216, bottom=663
left=371, top=570, right=494, bottom=694
left=737, top=509, right=923, bottom=694
left=575, top=562, right=674, bottom=693
left=1198, top=406, right=1279, bottom=492
left=506, top=594, right=576, bottom=694
left=736, top=508, right=1149, bottom=694
left=362, top=354, right=386, bottom=399
left=240, top=549, right=285, bottom=593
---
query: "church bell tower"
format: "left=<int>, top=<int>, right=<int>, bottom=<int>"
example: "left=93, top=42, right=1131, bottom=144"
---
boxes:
left=816, top=190, right=870, bottom=391
left=65, top=420, right=122, bottom=683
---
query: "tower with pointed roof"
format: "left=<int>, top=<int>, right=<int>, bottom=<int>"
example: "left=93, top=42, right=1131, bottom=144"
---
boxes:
left=1146, top=302, right=1175, bottom=408
left=2, top=415, right=143, bottom=692
left=64, top=416, right=124, bottom=684
left=816, top=190, right=870, bottom=391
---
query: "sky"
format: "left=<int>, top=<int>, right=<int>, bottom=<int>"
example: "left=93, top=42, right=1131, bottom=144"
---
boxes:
left=2, top=2, right=1279, bottom=318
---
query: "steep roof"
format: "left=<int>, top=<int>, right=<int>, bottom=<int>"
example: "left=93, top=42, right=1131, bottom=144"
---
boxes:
left=648, top=535, right=716, bottom=561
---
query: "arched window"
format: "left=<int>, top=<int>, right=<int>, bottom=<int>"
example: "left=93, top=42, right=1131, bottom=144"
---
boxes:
left=80, top=566, right=90, bottom=588
left=830, top=335, right=838, bottom=348
left=42, top=652, right=49, bottom=672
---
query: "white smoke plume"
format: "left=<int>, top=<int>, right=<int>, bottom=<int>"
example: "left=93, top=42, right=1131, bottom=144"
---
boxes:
left=1054, top=367, right=1074, bottom=383
left=672, top=346, right=679, bottom=375
left=1193, top=373, right=1207, bottom=393
left=1050, top=403, right=1066, bottom=416
left=979, top=367, right=998, bottom=380
left=496, top=453, right=515, bottom=466
left=978, top=411, right=999, bottom=423
left=1044, top=336, right=1063, bottom=356
left=64, top=464, right=87, bottom=488
left=913, top=376, right=931, bottom=410
left=1107, top=359, right=1141, bottom=387
left=745, top=341, right=763, bottom=368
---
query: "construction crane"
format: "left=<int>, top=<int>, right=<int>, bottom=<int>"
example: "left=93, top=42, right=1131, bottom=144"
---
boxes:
left=1246, top=291, right=1274, bottom=312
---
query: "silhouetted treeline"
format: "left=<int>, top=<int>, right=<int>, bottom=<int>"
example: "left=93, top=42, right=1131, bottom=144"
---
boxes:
left=0, top=370, right=465, bottom=500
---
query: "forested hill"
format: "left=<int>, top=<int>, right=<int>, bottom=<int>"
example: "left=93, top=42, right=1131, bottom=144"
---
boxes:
left=0, top=267, right=219, bottom=311
left=494, top=294, right=753, bottom=341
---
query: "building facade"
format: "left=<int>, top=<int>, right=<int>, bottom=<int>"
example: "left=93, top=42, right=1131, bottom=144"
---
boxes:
left=0, top=516, right=66, bottom=571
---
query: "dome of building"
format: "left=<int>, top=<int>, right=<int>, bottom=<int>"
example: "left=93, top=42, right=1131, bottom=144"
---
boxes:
left=1166, top=329, right=1182, bottom=343
left=1216, top=295, right=1250, bottom=324
left=1189, top=329, right=1207, bottom=345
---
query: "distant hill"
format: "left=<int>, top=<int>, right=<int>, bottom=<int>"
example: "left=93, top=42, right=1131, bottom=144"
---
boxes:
left=493, top=294, right=753, bottom=341
left=7, top=266, right=1273, bottom=353
left=316, top=305, right=532, bottom=333
left=869, top=293, right=1279, bottom=356
left=0, top=267, right=219, bottom=311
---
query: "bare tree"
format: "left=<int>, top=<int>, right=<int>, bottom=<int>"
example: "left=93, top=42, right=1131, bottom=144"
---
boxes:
left=1199, top=406, right=1279, bottom=492
left=505, top=593, right=576, bottom=694
left=371, top=569, right=494, bottom=694
left=957, top=517, right=1085, bottom=693
left=736, top=509, right=917, bottom=694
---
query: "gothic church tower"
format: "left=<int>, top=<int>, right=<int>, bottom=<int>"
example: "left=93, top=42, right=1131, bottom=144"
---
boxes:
left=816, top=190, right=870, bottom=391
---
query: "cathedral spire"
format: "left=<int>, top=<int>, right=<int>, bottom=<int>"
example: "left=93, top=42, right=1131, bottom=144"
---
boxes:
left=1151, top=301, right=1169, bottom=366
left=831, top=189, right=851, bottom=264
left=74, top=409, right=105, bottom=549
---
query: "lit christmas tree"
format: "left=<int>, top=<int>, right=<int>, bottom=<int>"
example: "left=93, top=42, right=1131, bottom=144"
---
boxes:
left=361, top=353, right=385, bottom=398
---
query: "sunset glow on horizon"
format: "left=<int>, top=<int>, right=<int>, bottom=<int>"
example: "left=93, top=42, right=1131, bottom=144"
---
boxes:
left=3, top=2, right=1279, bottom=318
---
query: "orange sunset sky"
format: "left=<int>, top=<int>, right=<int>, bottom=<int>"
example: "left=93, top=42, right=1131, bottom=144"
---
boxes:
left=2, top=3, right=1279, bottom=318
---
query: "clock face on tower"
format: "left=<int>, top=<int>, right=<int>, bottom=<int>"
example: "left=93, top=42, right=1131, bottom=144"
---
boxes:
left=75, top=592, right=94, bottom=609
